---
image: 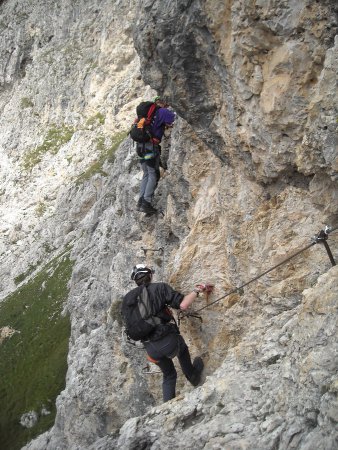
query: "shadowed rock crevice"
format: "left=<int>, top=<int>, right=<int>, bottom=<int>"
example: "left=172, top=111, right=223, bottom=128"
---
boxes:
left=134, top=0, right=229, bottom=161
left=134, top=0, right=338, bottom=180
left=0, top=1, right=337, bottom=449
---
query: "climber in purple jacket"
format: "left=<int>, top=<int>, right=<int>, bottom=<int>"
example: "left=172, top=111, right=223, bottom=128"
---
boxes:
left=137, top=97, right=175, bottom=215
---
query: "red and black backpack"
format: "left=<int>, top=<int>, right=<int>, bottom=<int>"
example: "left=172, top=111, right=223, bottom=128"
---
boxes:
left=129, top=101, right=158, bottom=144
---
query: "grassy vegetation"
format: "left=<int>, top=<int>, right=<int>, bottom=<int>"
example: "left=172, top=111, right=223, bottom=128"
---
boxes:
left=85, top=112, right=105, bottom=127
left=20, top=97, right=34, bottom=109
left=109, top=299, right=123, bottom=327
left=43, top=243, right=54, bottom=254
left=35, top=201, right=47, bottom=217
left=14, top=262, right=40, bottom=286
left=0, top=251, right=73, bottom=450
left=75, top=130, right=127, bottom=185
left=22, top=125, right=75, bottom=171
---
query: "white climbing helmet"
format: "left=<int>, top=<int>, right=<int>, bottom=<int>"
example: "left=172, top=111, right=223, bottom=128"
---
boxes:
left=130, top=264, right=153, bottom=281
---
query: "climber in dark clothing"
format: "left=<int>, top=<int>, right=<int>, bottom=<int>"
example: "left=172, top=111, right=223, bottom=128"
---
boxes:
left=137, top=97, right=175, bottom=215
left=123, top=264, right=205, bottom=402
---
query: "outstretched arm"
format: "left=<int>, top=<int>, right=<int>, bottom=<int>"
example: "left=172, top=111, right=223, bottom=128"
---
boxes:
left=162, top=282, right=211, bottom=310
left=180, top=288, right=203, bottom=310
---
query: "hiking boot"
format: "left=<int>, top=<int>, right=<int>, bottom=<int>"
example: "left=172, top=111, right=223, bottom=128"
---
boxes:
left=188, top=357, right=204, bottom=386
left=136, top=197, right=143, bottom=211
left=139, top=200, right=157, bottom=215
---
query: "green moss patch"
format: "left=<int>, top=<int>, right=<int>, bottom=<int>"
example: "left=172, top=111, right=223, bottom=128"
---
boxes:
left=35, top=201, right=47, bottom=217
left=75, top=130, right=127, bottom=185
left=0, top=252, right=73, bottom=450
left=22, top=125, right=75, bottom=171
left=14, top=262, right=40, bottom=286
left=85, top=112, right=105, bottom=127
left=20, top=97, right=34, bottom=109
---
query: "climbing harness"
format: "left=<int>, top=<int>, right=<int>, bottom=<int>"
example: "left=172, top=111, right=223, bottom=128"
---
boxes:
left=141, top=355, right=162, bottom=374
left=178, top=310, right=203, bottom=326
left=182, top=226, right=337, bottom=319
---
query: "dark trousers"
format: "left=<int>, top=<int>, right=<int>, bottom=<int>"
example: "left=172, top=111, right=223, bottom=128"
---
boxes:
left=144, top=333, right=195, bottom=402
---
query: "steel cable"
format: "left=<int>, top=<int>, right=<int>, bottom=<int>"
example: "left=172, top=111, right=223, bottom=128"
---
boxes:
left=185, top=226, right=337, bottom=316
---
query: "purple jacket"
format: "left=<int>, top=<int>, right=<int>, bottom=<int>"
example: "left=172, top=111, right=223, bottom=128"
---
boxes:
left=151, top=108, right=175, bottom=141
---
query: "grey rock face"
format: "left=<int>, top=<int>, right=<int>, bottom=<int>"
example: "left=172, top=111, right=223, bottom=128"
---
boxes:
left=87, top=268, right=338, bottom=450
left=0, top=0, right=146, bottom=299
left=134, top=0, right=338, bottom=180
left=0, top=0, right=336, bottom=449
left=20, top=411, right=39, bottom=429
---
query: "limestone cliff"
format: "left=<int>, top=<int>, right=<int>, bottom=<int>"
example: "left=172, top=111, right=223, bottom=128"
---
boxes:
left=0, top=1, right=337, bottom=449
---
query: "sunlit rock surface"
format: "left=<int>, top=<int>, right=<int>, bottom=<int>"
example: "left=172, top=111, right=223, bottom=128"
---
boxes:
left=0, top=0, right=336, bottom=449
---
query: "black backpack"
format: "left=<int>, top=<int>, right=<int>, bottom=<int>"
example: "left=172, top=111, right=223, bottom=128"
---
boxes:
left=121, top=285, right=162, bottom=341
left=129, top=101, right=158, bottom=144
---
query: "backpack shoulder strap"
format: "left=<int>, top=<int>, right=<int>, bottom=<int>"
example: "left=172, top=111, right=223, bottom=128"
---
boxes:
left=139, top=286, right=162, bottom=326
left=145, top=104, right=158, bottom=124
left=138, top=285, right=152, bottom=317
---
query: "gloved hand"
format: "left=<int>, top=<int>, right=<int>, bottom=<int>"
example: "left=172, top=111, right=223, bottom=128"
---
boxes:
left=195, top=283, right=214, bottom=293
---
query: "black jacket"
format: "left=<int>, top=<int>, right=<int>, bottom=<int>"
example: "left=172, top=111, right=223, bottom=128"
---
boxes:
left=123, top=282, right=183, bottom=341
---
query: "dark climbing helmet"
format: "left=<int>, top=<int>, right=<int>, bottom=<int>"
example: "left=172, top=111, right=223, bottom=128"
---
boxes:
left=131, top=264, right=153, bottom=282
